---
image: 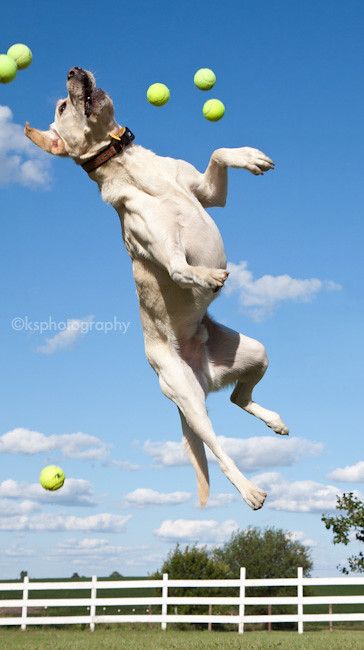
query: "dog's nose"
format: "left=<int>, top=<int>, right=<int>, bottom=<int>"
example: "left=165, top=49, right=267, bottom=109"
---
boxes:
left=67, top=67, right=82, bottom=80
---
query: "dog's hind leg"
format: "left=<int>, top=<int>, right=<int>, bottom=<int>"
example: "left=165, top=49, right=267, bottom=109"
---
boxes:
left=146, top=342, right=266, bottom=510
left=179, top=410, right=209, bottom=508
left=204, top=316, right=289, bottom=435
left=230, top=381, right=289, bottom=436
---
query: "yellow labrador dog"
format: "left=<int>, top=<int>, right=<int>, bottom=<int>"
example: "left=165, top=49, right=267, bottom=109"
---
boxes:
left=26, top=67, right=288, bottom=510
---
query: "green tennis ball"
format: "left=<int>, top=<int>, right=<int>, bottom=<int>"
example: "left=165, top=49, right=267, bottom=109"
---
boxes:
left=7, top=43, right=32, bottom=70
left=0, top=54, right=17, bottom=83
left=202, top=98, right=225, bottom=122
left=147, top=83, right=170, bottom=106
left=194, top=68, right=216, bottom=90
left=39, top=465, right=65, bottom=491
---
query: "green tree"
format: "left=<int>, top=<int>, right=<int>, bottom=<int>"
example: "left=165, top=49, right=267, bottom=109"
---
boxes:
left=213, top=527, right=313, bottom=628
left=151, top=544, right=230, bottom=626
left=322, top=492, right=364, bottom=574
left=153, top=543, right=230, bottom=581
left=213, top=527, right=313, bottom=580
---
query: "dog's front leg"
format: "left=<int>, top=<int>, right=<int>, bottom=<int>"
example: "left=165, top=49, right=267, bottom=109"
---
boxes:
left=194, top=147, right=274, bottom=207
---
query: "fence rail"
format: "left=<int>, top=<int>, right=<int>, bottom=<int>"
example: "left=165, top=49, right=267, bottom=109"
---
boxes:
left=0, top=568, right=363, bottom=634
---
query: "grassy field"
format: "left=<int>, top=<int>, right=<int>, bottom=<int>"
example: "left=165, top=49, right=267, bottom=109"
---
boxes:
left=0, top=628, right=363, bottom=650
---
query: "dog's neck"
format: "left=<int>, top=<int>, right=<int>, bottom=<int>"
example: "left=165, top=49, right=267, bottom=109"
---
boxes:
left=81, top=126, right=135, bottom=174
left=84, top=141, right=137, bottom=183
left=83, top=142, right=140, bottom=203
left=83, top=142, right=158, bottom=212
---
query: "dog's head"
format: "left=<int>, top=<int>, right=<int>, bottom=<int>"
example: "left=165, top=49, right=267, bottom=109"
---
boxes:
left=25, top=67, right=118, bottom=161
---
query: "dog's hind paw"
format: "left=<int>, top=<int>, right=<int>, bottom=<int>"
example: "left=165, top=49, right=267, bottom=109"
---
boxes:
left=243, top=484, right=267, bottom=510
left=266, top=414, right=289, bottom=436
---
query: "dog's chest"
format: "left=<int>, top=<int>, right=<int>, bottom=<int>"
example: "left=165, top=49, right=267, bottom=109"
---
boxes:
left=119, top=213, right=146, bottom=259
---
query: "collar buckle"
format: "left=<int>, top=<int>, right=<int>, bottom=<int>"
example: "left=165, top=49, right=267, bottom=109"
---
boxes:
left=109, top=127, right=126, bottom=142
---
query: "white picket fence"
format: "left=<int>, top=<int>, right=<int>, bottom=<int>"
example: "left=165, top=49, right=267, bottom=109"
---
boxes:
left=0, top=567, right=363, bottom=634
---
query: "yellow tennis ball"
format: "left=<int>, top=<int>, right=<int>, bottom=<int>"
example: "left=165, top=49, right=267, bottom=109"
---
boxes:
left=147, top=83, right=170, bottom=106
left=194, top=68, right=216, bottom=90
left=7, top=43, right=32, bottom=70
left=39, top=465, right=65, bottom=491
left=0, top=54, right=17, bottom=83
left=202, top=99, right=225, bottom=121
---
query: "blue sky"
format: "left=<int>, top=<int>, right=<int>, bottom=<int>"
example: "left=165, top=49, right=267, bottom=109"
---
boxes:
left=0, top=0, right=363, bottom=578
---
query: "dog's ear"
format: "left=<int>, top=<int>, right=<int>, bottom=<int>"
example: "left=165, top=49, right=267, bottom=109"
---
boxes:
left=24, top=122, right=68, bottom=156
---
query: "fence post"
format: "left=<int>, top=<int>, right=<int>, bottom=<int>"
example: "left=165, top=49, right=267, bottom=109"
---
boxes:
left=238, top=567, right=246, bottom=634
left=297, top=567, right=303, bottom=634
left=267, top=604, right=272, bottom=631
left=208, top=603, right=212, bottom=631
left=21, top=575, right=29, bottom=631
left=161, top=573, right=168, bottom=631
left=329, top=603, right=333, bottom=632
left=89, top=575, right=97, bottom=631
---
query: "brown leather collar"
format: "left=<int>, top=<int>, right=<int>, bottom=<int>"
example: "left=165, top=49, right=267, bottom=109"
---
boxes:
left=81, top=127, right=135, bottom=174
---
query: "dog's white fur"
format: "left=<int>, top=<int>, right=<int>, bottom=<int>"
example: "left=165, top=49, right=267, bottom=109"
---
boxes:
left=25, top=68, right=288, bottom=510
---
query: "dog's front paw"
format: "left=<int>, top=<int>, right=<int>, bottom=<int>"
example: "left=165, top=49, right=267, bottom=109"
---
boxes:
left=171, top=265, right=228, bottom=291
left=236, top=147, right=275, bottom=175
left=194, top=267, right=229, bottom=291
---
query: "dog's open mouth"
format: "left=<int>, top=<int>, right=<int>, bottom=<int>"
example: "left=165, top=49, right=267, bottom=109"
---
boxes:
left=87, top=87, right=107, bottom=117
left=67, top=67, right=105, bottom=117
left=82, top=73, right=95, bottom=117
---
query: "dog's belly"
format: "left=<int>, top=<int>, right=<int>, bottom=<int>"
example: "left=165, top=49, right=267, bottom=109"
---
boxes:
left=132, top=258, right=214, bottom=343
left=173, top=198, right=227, bottom=269
left=120, top=189, right=227, bottom=270
left=183, top=217, right=226, bottom=269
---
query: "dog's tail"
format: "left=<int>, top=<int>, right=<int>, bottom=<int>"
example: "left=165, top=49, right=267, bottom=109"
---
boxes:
left=180, top=413, right=209, bottom=507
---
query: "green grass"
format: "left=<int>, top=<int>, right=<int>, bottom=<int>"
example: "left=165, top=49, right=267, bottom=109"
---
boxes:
left=0, top=628, right=363, bottom=650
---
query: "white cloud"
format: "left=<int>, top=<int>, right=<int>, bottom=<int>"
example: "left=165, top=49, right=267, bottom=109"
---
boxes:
left=124, top=488, right=191, bottom=507
left=286, top=530, right=317, bottom=547
left=0, top=428, right=109, bottom=460
left=226, top=261, right=341, bottom=320
left=44, top=538, right=155, bottom=569
left=2, top=544, right=35, bottom=558
left=144, top=440, right=187, bottom=466
left=37, top=316, right=94, bottom=354
left=144, top=436, right=323, bottom=471
left=53, top=537, right=138, bottom=558
left=154, top=518, right=238, bottom=543
left=329, top=461, right=364, bottom=482
left=104, top=459, right=141, bottom=472
left=202, top=493, right=236, bottom=508
left=0, top=105, right=50, bottom=187
left=252, top=472, right=342, bottom=512
left=0, top=513, right=131, bottom=532
left=216, top=437, right=322, bottom=470
left=0, top=498, right=40, bottom=515
left=0, top=478, right=96, bottom=507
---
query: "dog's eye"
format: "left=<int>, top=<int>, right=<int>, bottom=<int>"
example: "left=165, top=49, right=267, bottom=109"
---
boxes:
left=58, top=101, right=67, bottom=115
